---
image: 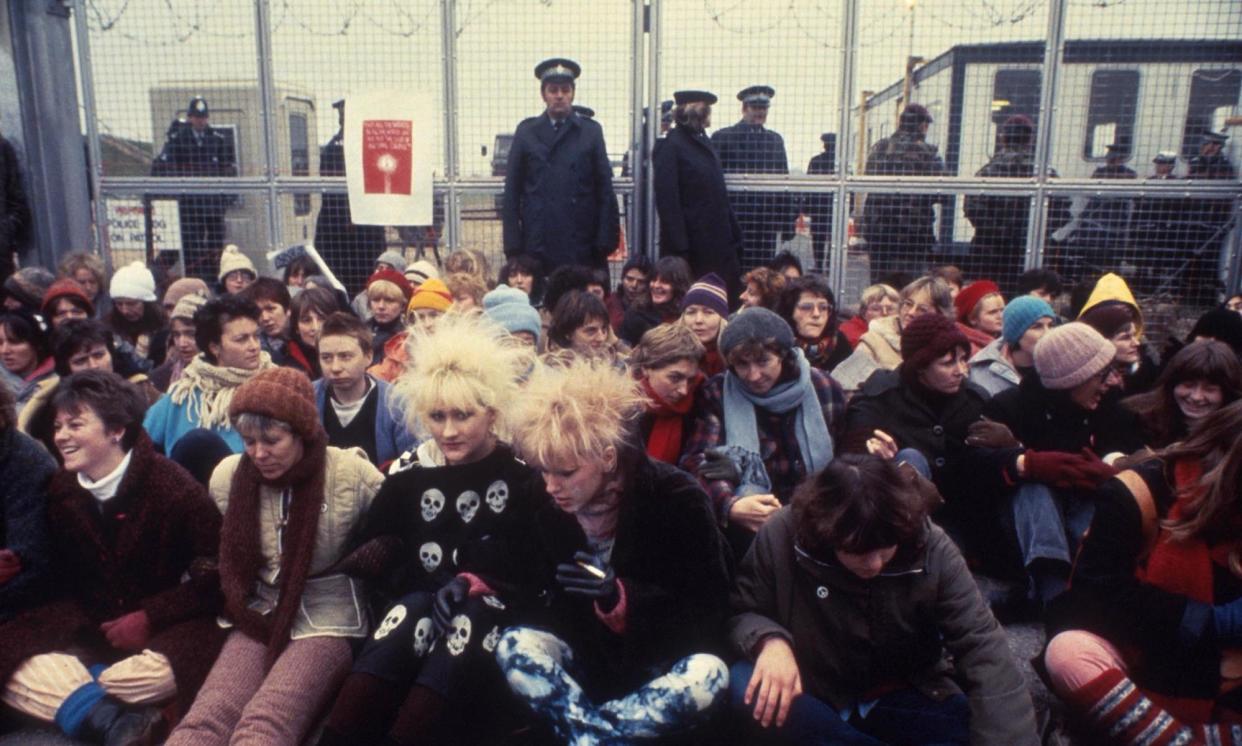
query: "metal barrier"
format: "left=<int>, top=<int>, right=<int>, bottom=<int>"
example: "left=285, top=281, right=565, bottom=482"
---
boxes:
left=72, top=0, right=1241, bottom=312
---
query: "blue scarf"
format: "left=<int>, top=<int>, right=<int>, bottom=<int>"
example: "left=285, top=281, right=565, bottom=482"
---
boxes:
left=722, top=348, right=834, bottom=486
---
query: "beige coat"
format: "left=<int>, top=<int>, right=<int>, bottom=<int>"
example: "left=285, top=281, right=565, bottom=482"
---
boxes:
left=830, top=315, right=903, bottom=395
left=209, top=446, right=384, bottom=640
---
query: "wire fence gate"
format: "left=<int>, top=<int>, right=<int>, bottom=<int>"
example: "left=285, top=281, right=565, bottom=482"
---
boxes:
left=72, top=0, right=1242, bottom=331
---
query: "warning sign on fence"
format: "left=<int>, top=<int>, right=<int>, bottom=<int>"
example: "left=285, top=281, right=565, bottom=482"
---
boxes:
left=104, top=199, right=181, bottom=253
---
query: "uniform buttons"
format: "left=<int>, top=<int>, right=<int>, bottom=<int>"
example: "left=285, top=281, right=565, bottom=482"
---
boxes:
left=934, top=457, right=946, bottom=468
left=816, top=586, right=829, bottom=599
left=932, top=425, right=944, bottom=435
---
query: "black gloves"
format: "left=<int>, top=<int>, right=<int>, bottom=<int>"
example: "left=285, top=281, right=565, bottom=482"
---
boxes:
left=433, top=576, right=470, bottom=635
left=698, top=448, right=741, bottom=485
left=555, top=551, right=619, bottom=611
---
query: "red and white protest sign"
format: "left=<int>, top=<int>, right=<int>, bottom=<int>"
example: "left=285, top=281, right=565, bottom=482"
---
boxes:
left=345, top=92, right=433, bottom=225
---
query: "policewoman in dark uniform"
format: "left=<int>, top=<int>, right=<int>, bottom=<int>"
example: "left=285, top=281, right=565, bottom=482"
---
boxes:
left=315, top=98, right=386, bottom=295
left=152, top=97, right=238, bottom=282
left=710, top=85, right=791, bottom=268
left=653, top=90, right=744, bottom=304
left=502, top=58, right=619, bottom=272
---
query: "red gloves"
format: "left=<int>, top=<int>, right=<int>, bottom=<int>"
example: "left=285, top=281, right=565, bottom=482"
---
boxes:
left=101, top=610, right=151, bottom=651
left=1023, top=448, right=1117, bottom=491
left=0, top=549, right=20, bottom=585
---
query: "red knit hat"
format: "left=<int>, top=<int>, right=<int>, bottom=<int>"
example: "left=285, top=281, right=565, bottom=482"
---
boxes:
left=954, top=280, right=1001, bottom=323
left=367, top=268, right=414, bottom=302
left=41, top=278, right=94, bottom=318
left=900, top=313, right=970, bottom=373
left=229, top=367, right=322, bottom=440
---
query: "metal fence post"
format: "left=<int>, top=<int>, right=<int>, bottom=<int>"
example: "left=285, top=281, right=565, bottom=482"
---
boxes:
left=628, top=0, right=647, bottom=261
left=1024, top=0, right=1067, bottom=270
left=644, top=0, right=660, bottom=261
left=69, top=0, right=108, bottom=270
left=440, top=0, right=461, bottom=253
left=828, top=0, right=858, bottom=301
left=253, top=0, right=282, bottom=255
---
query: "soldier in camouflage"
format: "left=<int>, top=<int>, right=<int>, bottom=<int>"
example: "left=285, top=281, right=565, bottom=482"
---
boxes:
left=861, top=104, right=945, bottom=284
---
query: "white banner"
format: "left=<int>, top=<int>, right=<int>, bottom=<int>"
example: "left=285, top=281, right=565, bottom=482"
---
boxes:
left=345, top=91, right=434, bottom=226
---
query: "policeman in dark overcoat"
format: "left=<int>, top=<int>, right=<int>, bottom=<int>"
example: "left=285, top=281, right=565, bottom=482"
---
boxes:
left=152, top=97, right=237, bottom=281
left=710, top=85, right=791, bottom=268
left=653, top=90, right=744, bottom=304
left=1132, top=152, right=1186, bottom=294
left=502, top=58, right=618, bottom=272
left=314, top=98, right=386, bottom=295
left=1081, top=143, right=1137, bottom=263
left=803, top=133, right=836, bottom=269
left=1183, top=131, right=1236, bottom=303
left=861, top=104, right=945, bottom=284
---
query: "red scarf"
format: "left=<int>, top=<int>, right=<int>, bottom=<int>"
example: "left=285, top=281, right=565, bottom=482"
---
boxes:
left=702, top=344, right=725, bottom=378
left=642, top=375, right=700, bottom=464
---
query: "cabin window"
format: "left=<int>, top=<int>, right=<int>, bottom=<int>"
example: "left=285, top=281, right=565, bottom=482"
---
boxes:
left=1182, top=69, right=1240, bottom=160
left=991, top=70, right=1041, bottom=152
left=1084, top=70, right=1139, bottom=160
left=289, top=113, right=311, bottom=216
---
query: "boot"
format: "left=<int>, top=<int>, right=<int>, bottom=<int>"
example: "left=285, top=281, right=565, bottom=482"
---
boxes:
left=77, top=696, right=166, bottom=746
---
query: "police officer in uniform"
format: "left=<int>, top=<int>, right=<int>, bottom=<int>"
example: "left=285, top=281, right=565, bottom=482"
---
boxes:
left=502, top=58, right=619, bottom=272
left=711, top=85, right=791, bottom=268
left=803, top=133, right=836, bottom=270
left=315, top=98, right=387, bottom=295
left=963, top=114, right=1070, bottom=289
left=861, top=104, right=945, bottom=284
left=1133, top=152, right=1185, bottom=294
left=1184, top=131, right=1236, bottom=303
left=152, top=96, right=237, bottom=281
left=653, top=90, right=744, bottom=303
left=1081, top=143, right=1137, bottom=266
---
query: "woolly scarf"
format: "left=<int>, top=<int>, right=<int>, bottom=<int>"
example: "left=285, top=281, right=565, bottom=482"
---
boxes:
left=168, top=352, right=274, bottom=431
left=799, top=330, right=839, bottom=371
left=219, top=430, right=327, bottom=667
left=722, top=348, right=833, bottom=477
left=642, top=375, right=701, bottom=464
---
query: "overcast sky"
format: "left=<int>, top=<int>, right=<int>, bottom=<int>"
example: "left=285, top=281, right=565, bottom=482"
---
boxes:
left=79, top=0, right=1241, bottom=174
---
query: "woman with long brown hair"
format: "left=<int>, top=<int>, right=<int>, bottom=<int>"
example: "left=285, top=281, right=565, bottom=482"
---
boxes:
left=1122, top=340, right=1242, bottom=449
left=1044, top=399, right=1242, bottom=744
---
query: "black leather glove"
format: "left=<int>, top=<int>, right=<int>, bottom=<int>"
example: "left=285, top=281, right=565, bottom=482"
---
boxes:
left=555, top=551, right=619, bottom=610
left=698, top=448, right=741, bottom=484
left=433, top=576, right=470, bottom=636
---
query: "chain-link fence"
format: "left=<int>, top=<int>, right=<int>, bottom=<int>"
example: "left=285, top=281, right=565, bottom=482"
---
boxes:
left=73, top=0, right=1240, bottom=321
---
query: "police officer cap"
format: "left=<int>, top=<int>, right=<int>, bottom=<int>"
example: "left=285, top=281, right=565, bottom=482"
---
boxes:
left=673, top=90, right=717, bottom=106
left=1152, top=151, right=1177, bottom=164
left=661, top=100, right=674, bottom=114
left=572, top=105, right=595, bottom=119
left=187, top=97, right=209, bottom=118
left=738, top=85, right=776, bottom=107
left=1105, top=142, right=1129, bottom=156
left=820, top=133, right=836, bottom=144
left=1202, top=131, right=1229, bottom=146
left=534, top=58, right=581, bottom=83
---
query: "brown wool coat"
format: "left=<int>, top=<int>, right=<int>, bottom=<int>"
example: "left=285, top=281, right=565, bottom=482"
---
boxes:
left=0, top=434, right=226, bottom=710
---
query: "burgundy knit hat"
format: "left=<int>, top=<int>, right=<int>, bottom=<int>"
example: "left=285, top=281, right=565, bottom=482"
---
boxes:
left=41, top=278, right=94, bottom=318
left=900, top=312, right=970, bottom=372
left=367, top=268, right=414, bottom=302
left=229, top=367, right=322, bottom=440
left=953, top=280, right=1001, bottom=323
left=1078, top=300, right=1136, bottom=339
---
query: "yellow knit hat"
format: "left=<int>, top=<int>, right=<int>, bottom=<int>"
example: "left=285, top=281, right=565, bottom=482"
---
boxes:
left=407, top=278, right=453, bottom=313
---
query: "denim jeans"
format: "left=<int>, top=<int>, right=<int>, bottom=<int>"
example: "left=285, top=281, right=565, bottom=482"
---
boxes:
left=1011, top=482, right=1095, bottom=567
left=728, top=662, right=970, bottom=745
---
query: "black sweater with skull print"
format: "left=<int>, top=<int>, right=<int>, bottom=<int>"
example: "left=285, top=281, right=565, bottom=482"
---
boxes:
left=355, top=443, right=542, bottom=605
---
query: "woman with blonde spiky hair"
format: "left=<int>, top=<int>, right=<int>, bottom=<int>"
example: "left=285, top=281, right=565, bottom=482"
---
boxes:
left=495, top=357, right=732, bottom=744
left=315, top=312, right=541, bottom=745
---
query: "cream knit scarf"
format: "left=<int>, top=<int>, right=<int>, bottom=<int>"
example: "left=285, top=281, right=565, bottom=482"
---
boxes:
left=168, top=352, right=274, bottom=430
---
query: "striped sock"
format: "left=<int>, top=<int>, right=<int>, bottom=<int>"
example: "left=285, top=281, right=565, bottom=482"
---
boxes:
left=1070, top=668, right=1199, bottom=745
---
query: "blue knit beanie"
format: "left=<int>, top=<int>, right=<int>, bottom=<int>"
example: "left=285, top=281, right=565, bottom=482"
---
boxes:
left=1002, top=295, right=1056, bottom=346
left=483, top=284, right=541, bottom=344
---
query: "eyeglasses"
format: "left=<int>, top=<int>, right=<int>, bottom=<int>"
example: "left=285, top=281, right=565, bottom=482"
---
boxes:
left=796, top=302, right=832, bottom=314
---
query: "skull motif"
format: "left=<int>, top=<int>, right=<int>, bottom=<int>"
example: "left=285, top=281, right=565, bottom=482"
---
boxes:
left=456, top=491, right=481, bottom=523
left=373, top=604, right=407, bottom=640
left=419, top=542, right=443, bottom=573
left=481, top=625, right=501, bottom=653
left=446, top=614, right=472, bottom=656
left=411, top=616, right=434, bottom=656
left=420, top=489, right=446, bottom=522
left=485, top=480, right=509, bottom=514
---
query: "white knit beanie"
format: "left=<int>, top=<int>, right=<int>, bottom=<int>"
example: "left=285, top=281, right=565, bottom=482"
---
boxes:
left=218, top=244, right=257, bottom=282
left=109, top=261, right=157, bottom=302
left=404, top=259, right=440, bottom=286
left=1033, top=322, right=1116, bottom=390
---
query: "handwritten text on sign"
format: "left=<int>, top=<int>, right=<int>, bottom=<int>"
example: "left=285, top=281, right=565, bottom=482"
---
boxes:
left=362, top=120, right=413, bottom=195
